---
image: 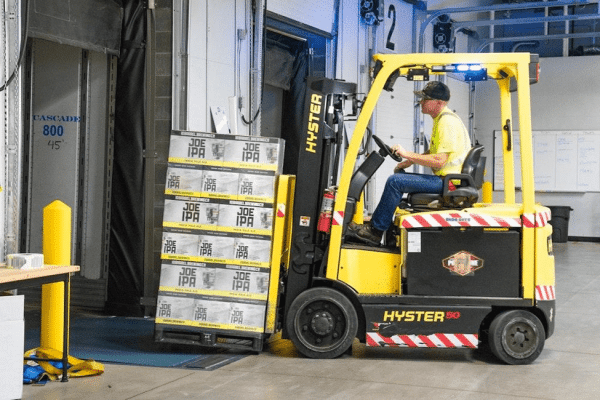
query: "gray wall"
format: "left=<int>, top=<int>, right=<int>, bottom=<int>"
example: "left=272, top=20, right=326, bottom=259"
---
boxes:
left=474, top=55, right=600, bottom=238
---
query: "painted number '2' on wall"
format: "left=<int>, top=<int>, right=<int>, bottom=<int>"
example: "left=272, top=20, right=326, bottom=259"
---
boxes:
left=386, top=5, right=396, bottom=51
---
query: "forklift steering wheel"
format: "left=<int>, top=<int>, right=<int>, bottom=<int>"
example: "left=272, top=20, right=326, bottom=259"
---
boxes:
left=373, top=135, right=403, bottom=163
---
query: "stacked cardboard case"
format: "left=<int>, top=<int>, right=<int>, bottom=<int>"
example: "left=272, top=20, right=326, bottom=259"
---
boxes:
left=156, top=131, right=284, bottom=335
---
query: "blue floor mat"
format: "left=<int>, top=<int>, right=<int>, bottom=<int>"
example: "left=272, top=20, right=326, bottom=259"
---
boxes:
left=25, top=315, right=247, bottom=370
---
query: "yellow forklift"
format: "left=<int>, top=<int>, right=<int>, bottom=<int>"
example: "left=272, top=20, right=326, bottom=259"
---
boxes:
left=270, top=52, right=555, bottom=365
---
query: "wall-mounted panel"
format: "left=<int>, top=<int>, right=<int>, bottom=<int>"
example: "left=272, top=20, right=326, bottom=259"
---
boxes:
left=267, top=0, right=336, bottom=34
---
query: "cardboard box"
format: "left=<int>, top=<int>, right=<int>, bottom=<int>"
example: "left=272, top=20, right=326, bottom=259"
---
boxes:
left=0, top=295, right=24, bottom=400
left=223, top=135, right=284, bottom=172
left=158, top=260, right=270, bottom=300
left=162, top=229, right=271, bottom=267
left=217, top=200, right=273, bottom=235
left=165, top=163, right=204, bottom=197
left=200, top=166, right=240, bottom=199
left=163, top=196, right=219, bottom=230
left=158, top=131, right=285, bottom=337
left=197, top=232, right=236, bottom=261
left=237, top=170, right=276, bottom=201
left=156, top=292, right=267, bottom=332
left=161, top=229, right=200, bottom=258
left=232, top=234, right=272, bottom=265
left=168, top=131, right=225, bottom=165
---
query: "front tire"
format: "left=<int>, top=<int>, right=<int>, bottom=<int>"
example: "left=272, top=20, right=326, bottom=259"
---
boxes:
left=286, top=287, right=358, bottom=359
left=488, top=310, right=545, bottom=365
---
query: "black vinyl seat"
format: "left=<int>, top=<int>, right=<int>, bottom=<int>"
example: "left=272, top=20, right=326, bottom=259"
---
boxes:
left=407, top=145, right=486, bottom=210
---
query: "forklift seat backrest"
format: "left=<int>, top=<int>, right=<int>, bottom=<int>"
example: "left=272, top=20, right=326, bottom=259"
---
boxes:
left=407, top=144, right=486, bottom=210
left=461, top=145, right=486, bottom=188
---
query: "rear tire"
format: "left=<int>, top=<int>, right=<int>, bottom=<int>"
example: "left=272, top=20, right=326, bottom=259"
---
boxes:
left=488, top=310, right=545, bottom=365
left=286, top=287, right=358, bottom=359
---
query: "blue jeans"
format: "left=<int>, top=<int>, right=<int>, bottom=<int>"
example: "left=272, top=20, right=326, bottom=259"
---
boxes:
left=370, top=172, right=443, bottom=231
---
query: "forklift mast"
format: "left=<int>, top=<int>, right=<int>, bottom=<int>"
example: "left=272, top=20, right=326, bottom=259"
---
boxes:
left=283, top=77, right=357, bottom=327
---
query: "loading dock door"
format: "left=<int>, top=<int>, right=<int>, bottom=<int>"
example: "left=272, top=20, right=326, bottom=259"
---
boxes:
left=23, top=38, right=115, bottom=309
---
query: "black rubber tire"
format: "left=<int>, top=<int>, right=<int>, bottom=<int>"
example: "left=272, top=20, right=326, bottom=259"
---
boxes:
left=488, top=310, right=545, bottom=365
left=286, top=287, right=358, bottom=359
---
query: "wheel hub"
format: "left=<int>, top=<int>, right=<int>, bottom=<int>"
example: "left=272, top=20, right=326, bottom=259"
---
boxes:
left=512, top=329, right=526, bottom=346
left=311, top=311, right=334, bottom=335
left=505, top=322, right=537, bottom=357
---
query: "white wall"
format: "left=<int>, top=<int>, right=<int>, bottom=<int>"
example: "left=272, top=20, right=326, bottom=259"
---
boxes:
left=474, top=56, right=600, bottom=238
left=268, top=0, right=336, bottom=34
left=370, top=0, right=415, bottom=209
left=183, top=0, right=250, bottom=134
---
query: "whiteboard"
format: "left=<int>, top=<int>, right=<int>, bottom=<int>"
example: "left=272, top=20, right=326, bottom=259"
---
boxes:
left=494, top=131, right=600, bottom=192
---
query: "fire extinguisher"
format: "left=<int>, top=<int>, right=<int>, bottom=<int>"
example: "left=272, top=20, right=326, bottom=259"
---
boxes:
left=317, top=187, right=335, bottom=233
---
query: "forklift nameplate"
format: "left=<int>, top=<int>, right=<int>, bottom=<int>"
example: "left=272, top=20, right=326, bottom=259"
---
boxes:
left=305, top=94, right=323, bottom=153
left=442, top=251, right=484, bottom=276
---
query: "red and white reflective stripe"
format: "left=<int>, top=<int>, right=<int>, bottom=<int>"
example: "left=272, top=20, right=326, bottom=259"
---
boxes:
left=366, top=333, right=478, bottom=348
left=276, top=204, right=285, bottom=218
left=402, top=212, right=521, bottom=229
left=535, top=285, right=556, bottom=301
left=522, top=211, right=551, bottom=228
left=332, top=211, right=344, bottom=226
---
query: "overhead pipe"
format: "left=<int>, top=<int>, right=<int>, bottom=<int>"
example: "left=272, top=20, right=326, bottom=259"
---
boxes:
left=452, top=12, right=600, bottom=30
left=476, top=31, right=600, bottom=53
left=511, top=41, right=540, bottom=52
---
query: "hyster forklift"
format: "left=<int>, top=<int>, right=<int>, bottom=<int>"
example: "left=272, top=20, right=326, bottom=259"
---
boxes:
left=272, top=52, right=555, bottom=365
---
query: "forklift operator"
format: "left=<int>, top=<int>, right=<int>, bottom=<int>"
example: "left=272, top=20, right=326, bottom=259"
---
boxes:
left=347, top=81, right=472, bottom=246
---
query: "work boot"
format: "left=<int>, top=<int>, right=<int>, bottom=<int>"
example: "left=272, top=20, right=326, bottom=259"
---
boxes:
left=346, top=222, right=383, bottom=246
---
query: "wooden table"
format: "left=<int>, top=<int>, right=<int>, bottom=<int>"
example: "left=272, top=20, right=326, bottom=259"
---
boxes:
left=0, top=265, right=80, bottom=382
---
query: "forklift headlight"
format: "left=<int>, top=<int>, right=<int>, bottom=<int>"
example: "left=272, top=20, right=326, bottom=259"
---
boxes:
left=547, top=235, right=553, bottom=256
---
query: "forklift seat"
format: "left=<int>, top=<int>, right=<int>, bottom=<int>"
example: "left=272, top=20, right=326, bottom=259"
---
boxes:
left=407, top=145, right=485, bottom=210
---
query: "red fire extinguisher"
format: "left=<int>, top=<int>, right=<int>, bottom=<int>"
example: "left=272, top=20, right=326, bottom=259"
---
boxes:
left=317, top=187, right=335, bottom=233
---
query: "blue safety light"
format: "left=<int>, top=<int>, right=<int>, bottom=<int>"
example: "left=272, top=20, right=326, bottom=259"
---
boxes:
left=430, top=64, right=487, bottom=81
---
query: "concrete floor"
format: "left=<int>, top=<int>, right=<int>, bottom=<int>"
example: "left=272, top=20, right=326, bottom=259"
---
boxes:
left=21, top=241, right=600, bottom=400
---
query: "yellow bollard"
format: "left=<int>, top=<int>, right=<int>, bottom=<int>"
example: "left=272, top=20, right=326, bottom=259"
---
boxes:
left=482, top=181, right=493, bottom=203
left=41, top=200, right=71, bottom=351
